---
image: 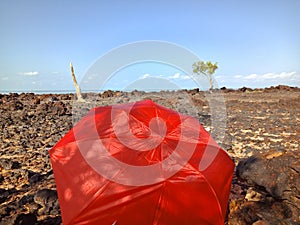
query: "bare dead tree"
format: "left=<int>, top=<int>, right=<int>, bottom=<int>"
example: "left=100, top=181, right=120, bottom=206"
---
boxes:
left=70, top=62, right=85, bottom=102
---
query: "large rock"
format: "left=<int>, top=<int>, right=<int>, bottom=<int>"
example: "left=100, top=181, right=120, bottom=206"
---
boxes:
left=229, top=151, right=300, bottom=224
left=34, top=189, right=59, bottom=216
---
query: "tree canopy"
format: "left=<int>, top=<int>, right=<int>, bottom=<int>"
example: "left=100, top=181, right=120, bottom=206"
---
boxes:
left=192, top=61, right=218, bottom=90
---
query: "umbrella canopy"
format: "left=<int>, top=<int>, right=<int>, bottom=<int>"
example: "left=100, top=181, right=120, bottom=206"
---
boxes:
left=49, top=100, right=234, bottom=225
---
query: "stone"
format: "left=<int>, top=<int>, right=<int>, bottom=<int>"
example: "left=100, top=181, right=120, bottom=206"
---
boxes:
left=237, top=151, right=300, bottom=202
left=101, top=90, right=115, bottom=98
left=233, top=151, right=300, bottom=224
left=0, top=188, right=10, bottom=204
left=14, top=213, right=37, bottom=225
left=252, top=220, right=269, bottom=225
left=50, top=101, right=66, bottom=116
left=28, top=172, right=43, bottom=185
left=0, top=159, right=14, bottom=170
left=0, top=174, right=4, bottom=184
left=34, top=189, right=59, bottom=215
left=228, top=199, right=294, bottom=225
left=239, top=87, right=253, bottom=92
left=17, top=195, right=34, bottom=208
left=11, top=100, right=24, bottom=110
left=245, top=187, right=264, bottom=202
left=33, top=97, right=40, bottom=104
left=35, top=216, right=61, bottom=225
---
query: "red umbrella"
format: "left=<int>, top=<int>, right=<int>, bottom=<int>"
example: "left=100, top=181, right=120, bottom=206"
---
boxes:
left=49, top=100, right=234, bottom=225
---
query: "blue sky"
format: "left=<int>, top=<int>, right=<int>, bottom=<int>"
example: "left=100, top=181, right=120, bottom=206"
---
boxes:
left=0, top=0, right=299, bottom=92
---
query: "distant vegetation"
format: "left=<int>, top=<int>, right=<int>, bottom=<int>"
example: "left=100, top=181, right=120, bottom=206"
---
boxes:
left=192, top=61, right=218, bottom=91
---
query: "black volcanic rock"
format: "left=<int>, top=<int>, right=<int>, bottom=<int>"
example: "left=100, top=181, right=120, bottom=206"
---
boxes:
left=237, top=152, right=300, bottom=201
left=25, top=170, right=44, bottom=185
left=101, top=90, right=113, bottom=98
left=232, top=151, right=300, bottom=224
left=34, top=189, right=59, bottom=216
left=0, top=159, right=21, bottom=170
left=238, top=87, right=253, bottom=92
left=0, top=188, right=11, bottom=204
left=14, top=213, right=37, bottom=225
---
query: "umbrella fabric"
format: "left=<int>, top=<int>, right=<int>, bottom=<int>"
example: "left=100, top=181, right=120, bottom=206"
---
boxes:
left=49, top=100, right=234, bottom=225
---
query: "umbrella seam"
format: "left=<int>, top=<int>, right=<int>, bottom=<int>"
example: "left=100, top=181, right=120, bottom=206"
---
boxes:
left=152, top=182, right=165, bottom=225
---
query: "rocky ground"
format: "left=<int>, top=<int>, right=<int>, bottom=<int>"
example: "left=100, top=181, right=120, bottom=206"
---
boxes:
left=0, top=85, right=299, bottom=225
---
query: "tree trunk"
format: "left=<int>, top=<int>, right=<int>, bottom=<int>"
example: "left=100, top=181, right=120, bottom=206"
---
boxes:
left=70, top=62, right=85, bottom=102
left=209, top=75, right=214, bottom=91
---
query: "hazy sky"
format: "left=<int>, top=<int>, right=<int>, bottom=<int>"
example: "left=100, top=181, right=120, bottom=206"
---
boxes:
left=1, top=0, right=299, bottom=92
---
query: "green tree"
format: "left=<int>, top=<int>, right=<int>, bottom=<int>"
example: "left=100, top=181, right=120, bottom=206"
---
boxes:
left=192, top=61, right=218, bottom=91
